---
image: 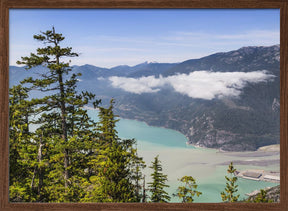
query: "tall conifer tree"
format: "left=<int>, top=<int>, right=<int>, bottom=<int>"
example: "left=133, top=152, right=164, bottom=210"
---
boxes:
left=221, top=162, right=240, bottom=202
left=9, top=84, right=35, bottom=201
left=16, top=27, right=100, bottom=201
left=148, top=155, right=171, bottom=203
left=88, top=99, right=145, bottom=202
left=11, top=27, right=144, bottom=203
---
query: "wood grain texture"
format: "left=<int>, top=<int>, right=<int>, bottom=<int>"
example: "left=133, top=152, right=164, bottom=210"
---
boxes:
left=0, top=0, right=9, bottom=210
left=1, top=0, right=287, bottom=210
left=280, top=2, right=288, bottom=211
left=2, top=0, right=287, bottom=8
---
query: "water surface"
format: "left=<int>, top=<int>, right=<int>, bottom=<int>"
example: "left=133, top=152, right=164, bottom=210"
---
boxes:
left=87, top=109, right=280, bottom=203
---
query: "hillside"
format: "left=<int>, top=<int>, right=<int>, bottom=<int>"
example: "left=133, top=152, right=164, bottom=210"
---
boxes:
left=9, top=45, right=280, bottom=151
left=246, top=185, right=280, bottom=203
left=112, top=45, right=280, bottom=151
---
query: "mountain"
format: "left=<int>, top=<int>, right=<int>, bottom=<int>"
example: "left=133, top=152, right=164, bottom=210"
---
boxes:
left=163, top=45, right=280, bottom=76
left=128, top=62, right=177, bottom=78
left=9, top=45, right=280, bottom=151
left=110, top=45, right=280, bottom=151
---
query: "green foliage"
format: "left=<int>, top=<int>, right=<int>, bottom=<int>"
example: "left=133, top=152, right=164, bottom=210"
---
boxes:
left=87, top=99, right=145, bottom=202
left=221, top=162, right=240, bottom=202
left=9, top=28, right=144, bottom=203
left=148, top=155, right=171, bottom=203
left=174, top=176, right=202, bottom=203
left=9, top=84, right=38, bottom=201
left=247, top=189, right=273, bottom=203
left=14, top=27, right=100, bottom=202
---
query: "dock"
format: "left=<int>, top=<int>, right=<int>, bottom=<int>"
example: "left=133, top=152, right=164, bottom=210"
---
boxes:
left=235, top=169, right=280, bottom=183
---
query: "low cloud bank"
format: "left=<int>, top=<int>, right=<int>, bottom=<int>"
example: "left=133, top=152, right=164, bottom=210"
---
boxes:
left=108, top=71, right=275, bottom=100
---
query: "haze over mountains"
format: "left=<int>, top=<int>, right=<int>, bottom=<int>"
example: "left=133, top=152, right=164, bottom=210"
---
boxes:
left=10, top=45, right=280, bottom=151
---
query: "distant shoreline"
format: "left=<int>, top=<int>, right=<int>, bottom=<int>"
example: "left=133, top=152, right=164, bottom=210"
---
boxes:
left=83, top=106, right=280, bottom=155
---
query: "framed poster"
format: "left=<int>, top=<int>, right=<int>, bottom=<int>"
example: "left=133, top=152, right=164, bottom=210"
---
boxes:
left=1, top=0, right=287, bottom=210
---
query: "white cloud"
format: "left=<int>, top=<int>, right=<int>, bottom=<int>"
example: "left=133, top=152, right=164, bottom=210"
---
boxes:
left=108, top=71, right=275, bottom=100
left=109, top=75, right=166, bottom=94
left=76, top=30, right=279, bottom=67
left=74, top=46, right=148, bottom=53
left=215, top=30, right=279, bottom=40
left=161, top=30, right=279, bottom=49
left=10, top=30, right=279, bottom=68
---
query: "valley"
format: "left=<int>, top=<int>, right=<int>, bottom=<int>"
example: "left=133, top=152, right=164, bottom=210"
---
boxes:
left=10, top=45, right=280, bottom=152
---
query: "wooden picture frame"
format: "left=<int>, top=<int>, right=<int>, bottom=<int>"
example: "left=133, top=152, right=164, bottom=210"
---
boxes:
left=1, top=0, right=287, bottom=210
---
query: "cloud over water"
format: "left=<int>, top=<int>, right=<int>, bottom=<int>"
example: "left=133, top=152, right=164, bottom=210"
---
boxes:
left=108, top=71, right=275, bottom=100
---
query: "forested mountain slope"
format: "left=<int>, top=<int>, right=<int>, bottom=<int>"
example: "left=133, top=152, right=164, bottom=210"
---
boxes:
left=10, top=45, right=280, bottom=151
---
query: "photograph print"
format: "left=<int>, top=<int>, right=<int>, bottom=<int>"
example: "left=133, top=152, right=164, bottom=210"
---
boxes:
left=9, top=9, right=280, bottom=203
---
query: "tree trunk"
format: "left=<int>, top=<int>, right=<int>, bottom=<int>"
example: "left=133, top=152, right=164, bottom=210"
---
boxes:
left=37, top=136, right=44, bottom=201
left=58, top=70, right=69, bottom=189
left=30, top=166, right=37, bottom=190
left=53, top=26, right=69, bottom=190
left=30, top=135, right=44, bottom=201
left=142, top=175, right=146, bottom=203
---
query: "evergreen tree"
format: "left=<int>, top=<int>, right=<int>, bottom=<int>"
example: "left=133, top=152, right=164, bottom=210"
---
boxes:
left=86, top=99, right=145, bottom=202
left=10, top=27, right=144, bottom=203
left=9, top=84, right=35, bottom=201
left=141, top=175, right=148, bottom=202
left=221, top=162, right=240, bottom=202
left=148, top=155, right=170, bottom=203
left=9, top=85, right=30, bottom=183
left=129, top=147, right=146, bottom=202
left=15, top=27, right=100, bottom=202
left=174, top=176, right=202, bottom=203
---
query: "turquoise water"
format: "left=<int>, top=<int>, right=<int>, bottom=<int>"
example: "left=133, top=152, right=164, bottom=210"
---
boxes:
left=87, top=109, right=192, bottom=149
left=170, top=166, right=278, bottom=203
left=86, top=109, right=280, bottom=203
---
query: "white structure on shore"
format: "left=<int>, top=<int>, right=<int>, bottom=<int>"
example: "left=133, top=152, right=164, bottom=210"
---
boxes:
left=263, top=175, right=280, bottom=182
left=237, top=169, right=280, bottom=183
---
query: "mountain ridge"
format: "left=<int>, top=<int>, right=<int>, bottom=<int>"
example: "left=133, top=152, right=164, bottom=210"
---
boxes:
left=10, top=44, right=280, bottom=151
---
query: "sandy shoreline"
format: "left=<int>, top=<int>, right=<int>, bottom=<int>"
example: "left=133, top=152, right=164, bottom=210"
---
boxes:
left=218, top=159, right=279, bottom=167
left=84, top=106, right=280, bottom=156
left=138, top=141, right=280, bottom=181
left=137, top=142, right=279, bottom=202
left=84, top=107, right=280, bottom=202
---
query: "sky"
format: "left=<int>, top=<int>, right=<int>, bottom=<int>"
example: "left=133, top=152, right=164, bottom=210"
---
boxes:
left=9, top=9, right=280, bottom=68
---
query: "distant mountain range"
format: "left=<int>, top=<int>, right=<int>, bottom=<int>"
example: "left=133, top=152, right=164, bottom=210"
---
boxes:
left=10, top=44, right=280, bottom=151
